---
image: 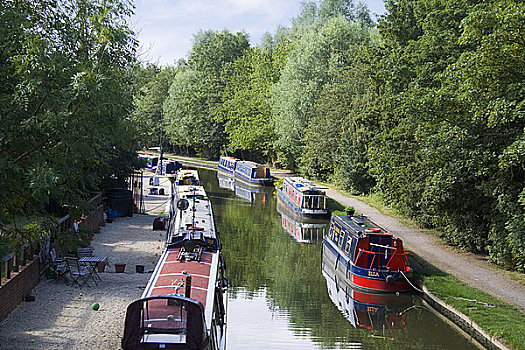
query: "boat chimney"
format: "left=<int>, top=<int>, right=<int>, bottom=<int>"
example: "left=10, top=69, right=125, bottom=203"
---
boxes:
left=185, top=275, right=192, bottom=298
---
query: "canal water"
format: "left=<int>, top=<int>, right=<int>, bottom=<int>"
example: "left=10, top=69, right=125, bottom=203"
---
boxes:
left=198, top=168, right=477, bottom=349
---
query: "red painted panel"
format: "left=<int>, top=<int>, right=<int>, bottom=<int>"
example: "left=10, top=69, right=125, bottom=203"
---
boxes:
left=352, top=274, right=411, bottom=292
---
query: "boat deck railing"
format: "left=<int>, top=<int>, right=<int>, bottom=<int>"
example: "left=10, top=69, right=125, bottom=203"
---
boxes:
left=355, top=247, right=410, bottom=271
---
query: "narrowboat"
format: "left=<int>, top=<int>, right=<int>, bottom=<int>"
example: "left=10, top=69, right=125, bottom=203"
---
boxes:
left=276, top=177, right=329, bottom=219
left=322, top=214, right=413, bottom=293
left=234, top=161, right=273, bottom=186
left=217, top=156, right=239, bottom=174
left=322, top=255, right=412, bottom=339
left=122, top=176, right=227, bottom=350
left=277, top=201, right=328, bottom=243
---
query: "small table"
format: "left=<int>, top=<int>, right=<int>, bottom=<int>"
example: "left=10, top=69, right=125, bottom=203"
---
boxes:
left=79, top=256, right=108, bottom=282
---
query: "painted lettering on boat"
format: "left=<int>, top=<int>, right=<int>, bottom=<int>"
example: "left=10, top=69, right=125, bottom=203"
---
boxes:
left=368, top=271, right=379, bottom=277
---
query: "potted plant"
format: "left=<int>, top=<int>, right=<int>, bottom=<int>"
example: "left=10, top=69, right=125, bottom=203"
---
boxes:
left=344, top=206, right=355, bottom=216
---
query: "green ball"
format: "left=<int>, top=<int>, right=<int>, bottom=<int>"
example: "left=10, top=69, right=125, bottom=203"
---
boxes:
left=91, top=302, right=100, bottom=311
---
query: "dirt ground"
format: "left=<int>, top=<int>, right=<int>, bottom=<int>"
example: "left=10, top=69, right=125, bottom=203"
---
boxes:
left=0, top=173, right=172, bottom=350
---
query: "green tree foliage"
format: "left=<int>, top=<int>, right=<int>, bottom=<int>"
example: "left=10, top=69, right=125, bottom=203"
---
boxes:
left=132, top=64, right=178, bottom=149
left=218, top=47, right=279, bottom=161
left=272, top=8, right=373, bottom=169
left=304, top=45, right=378, bottom=193
left=0, top=0, right=139, bottom=233
left=163, top=30, right=249, bottom=158
left=369, top=0, right=525, bottom=270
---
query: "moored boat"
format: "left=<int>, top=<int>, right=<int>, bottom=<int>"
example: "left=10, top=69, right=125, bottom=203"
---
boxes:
left=322, top=214, right=413, bottom=293
left=217, top=156, right=239, bottom=174
left=122, top=171, right=227, bottom=350
left=233, top=161, right=272, bottom=186
left=276, top=177, right=329, bottom=219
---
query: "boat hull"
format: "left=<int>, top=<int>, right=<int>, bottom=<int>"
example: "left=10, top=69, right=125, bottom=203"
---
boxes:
left=322, top=236, right=412, bottom=293
left=234, top=171, right=273, bottom=187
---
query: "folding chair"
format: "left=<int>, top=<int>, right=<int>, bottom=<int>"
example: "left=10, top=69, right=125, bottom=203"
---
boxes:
left=49, top=248, right=69, bottom=284
left=65, top=257, right=97, bottom=287
left=77, top=247, right=94, bottom=258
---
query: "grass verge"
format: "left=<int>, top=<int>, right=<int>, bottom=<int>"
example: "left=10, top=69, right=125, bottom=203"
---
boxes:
left=410, top=253, right=525, bottom=350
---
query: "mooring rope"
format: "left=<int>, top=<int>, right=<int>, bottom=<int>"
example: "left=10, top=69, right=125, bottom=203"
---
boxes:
left=399, top=270, right=424, bottom=293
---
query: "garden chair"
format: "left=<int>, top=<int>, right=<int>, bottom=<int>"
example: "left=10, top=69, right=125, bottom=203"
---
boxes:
left=65, top=257, right=97, bottom=287
left=77, top=247, right=94, bottom=258
left=49, top=248, right=69, bottom=284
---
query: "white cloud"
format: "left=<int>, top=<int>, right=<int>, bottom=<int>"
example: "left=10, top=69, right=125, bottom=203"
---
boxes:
left=132, top=0, right=385, bottom=65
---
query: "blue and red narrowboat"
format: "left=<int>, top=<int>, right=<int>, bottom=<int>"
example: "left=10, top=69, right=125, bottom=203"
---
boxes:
left=277, top=177, right=329, bottom=219
left=322, top=214, right=413, bottom=293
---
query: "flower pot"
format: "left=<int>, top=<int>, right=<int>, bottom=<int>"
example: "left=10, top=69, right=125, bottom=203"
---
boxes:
left=114, top=263, right=126, bottom=273
left=97, top=262, right=106, bottom=273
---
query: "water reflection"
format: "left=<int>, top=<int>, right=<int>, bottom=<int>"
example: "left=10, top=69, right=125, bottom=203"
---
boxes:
left=277, top=201, right=329, bottom=243
left=198, top=168, right=480, bottom=350
left=322, top=255, right=413, bottom=340
left=217, top=171, right=273, bottom=205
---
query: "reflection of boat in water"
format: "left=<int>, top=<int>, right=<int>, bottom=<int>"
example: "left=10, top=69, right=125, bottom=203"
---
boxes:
left=322, top=255, right=413, bottom=339
left=122, top=169, right=227, bottom=350
left=322, top=214, right=413, bottom=293
left=217, top=171, right=235, bottom=191
left=276, top=200, right=328, bottom=243
left=217, top=171, right=273, bottom=205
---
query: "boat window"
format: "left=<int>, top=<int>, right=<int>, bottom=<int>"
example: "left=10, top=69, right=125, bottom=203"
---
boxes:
left=338, top=230, right=345, bottom=248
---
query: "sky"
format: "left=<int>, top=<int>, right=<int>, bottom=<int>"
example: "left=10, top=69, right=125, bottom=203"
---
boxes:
left=132, top=0, right=386, bottom=66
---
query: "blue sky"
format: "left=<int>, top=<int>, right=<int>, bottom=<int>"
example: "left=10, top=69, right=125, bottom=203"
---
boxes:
left=132, top=0, right=386, bottom=66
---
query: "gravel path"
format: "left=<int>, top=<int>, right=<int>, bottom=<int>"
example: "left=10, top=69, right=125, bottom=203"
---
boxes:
left=0, top=173, right=172, bottom=350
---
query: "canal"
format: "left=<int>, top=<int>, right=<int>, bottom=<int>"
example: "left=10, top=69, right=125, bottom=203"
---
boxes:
left=198, top=168, right=477, bottom=349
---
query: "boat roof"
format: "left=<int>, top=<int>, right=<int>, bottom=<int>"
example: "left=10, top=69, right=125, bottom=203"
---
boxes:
left=220, top=156, right=239, bottom=162
left=142, top=246, right=219, bottom=330
left=237, top=160, right=268, bottom=169
left=172, top=185, right=217, bottom=241
left=332, top=215, right=393, bottom=237
left=176, top=169, right=199, bottom=181
left=284, top=177, right=325, bottom=194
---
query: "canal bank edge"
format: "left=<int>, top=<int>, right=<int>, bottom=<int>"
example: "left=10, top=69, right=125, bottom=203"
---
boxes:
left=420, top=284, right=510, bottom=350
left=143, top=154, right=521, bottom=349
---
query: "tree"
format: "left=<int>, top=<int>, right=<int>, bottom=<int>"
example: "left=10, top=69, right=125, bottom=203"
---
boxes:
left=132, top=64, right=178, bottom=149
left=164, top=30, right=250, bottom=158
left=272, top=10, right=372, bottom=169
left=0, top=0, right=139, bottom=236
left=218, top=47, right=280, bottom=161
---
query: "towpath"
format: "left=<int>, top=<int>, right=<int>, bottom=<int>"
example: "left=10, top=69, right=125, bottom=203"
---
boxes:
left=272, top=169, right=525, bottom=312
